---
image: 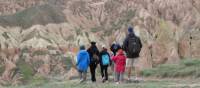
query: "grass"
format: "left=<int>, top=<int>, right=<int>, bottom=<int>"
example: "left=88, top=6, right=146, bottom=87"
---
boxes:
left=141, top=59, right=200, bottom=78
left=0, top=81, right=165, bottom=88
left=2, top=58, right=200, bottom=88
left=4, top=79, right=200, bottom=88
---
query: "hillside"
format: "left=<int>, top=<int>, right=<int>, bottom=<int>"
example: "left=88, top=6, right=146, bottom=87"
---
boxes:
left=0, top=0, right=199, bottom=86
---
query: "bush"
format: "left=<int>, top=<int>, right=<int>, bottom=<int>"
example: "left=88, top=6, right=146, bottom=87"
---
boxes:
left=17, top=59, right=34, bottom=83
left=181, top=59, right=200, bottom=66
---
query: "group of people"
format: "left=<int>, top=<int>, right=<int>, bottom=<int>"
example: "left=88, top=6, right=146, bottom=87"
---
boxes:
left=76, top=27, right=142, bottom=84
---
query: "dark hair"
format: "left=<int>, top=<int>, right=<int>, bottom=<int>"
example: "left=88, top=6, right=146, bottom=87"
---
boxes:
left=91, top=41, right=96, bottom=45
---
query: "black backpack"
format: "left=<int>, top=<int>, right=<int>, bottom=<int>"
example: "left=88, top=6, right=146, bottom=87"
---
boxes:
left=91, top=53, right=99, bottom=63
left=127, top=36, right=141, bottom=54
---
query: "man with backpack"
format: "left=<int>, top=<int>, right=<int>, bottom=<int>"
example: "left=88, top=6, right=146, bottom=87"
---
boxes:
left=122, top=27, right=142, bottom=82
left=87, top=41, right=100, bottom=82
left=99, top=45, right=111, bottom=83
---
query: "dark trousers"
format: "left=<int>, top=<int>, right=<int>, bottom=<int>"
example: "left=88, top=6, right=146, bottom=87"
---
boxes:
left=90, top=63, right=97, bottom=82
left=100, top=65, right=108, bottom=80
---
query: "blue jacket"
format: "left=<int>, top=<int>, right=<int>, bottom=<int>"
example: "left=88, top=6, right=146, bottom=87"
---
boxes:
left=76, top=50, right=90, bottom=72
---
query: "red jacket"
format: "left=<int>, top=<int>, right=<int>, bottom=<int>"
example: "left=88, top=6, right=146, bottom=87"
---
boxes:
left=112, top=49, right=126, bottom=73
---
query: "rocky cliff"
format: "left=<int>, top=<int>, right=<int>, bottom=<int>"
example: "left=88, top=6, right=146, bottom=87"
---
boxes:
left=0, top=0, right=199, bottom=85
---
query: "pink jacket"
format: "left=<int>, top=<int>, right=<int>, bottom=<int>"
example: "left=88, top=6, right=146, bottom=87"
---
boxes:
left=112, top=49, right=126, bottom=73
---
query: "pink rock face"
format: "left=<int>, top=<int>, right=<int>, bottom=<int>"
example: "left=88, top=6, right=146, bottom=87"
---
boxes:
left=37, top=64, right=50, bottom=76
left=191, top=30, right=200, bottom=58
left=145, top=41, right=169, bottom=67
left=139, top=44, right=153, bottom=69
left=2, top=60, right=16, bottom=81
left=178, top=29, right=200, bottom=59
left=179, top=39, right=190, bottom=58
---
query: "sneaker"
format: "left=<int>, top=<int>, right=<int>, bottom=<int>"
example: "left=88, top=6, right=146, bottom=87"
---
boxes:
left=116, top=82, right=120, bottom=84
left=79, top=79, right=85, bottom=83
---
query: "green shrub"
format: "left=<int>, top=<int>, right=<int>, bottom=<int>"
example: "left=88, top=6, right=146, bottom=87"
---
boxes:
left=181, top=59, right=200, bottom=66
left=17, top=59, right=34, bottom=82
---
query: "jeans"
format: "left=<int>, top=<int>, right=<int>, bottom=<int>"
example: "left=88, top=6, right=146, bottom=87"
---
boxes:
left=115, top=72, right=124, bottom=82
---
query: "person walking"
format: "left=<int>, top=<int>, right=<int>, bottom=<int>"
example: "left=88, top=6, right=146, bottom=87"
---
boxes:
left=76, top=45, right=90, bottom=83
left=122, top=27, right=142, bottom=82
left=87, top=42, right=100, bottom=82
left=99, top=45, right=111, bottom=83
left=112, top=49, right=126, bottom=84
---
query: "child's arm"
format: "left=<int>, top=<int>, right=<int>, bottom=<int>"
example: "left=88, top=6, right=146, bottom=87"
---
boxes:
left=107, top=52, right=112, bottom=66
left=112, top=56, right=117, bottom=63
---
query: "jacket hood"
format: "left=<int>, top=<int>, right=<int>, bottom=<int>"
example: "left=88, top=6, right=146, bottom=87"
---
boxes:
left=79, top=50, right=88, bottom=55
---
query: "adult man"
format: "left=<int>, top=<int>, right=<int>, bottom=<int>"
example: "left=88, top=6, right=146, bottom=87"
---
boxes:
left=122, top=27, right=142, bottom=82
left=87, top=42, right=99, bottom=82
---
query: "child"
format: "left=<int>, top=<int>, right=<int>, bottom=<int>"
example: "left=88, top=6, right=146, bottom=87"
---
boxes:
left=112, top=49, right=126, bottom=84
left=99, top=45, right=111, bottom=83
left=76, top=45, right=90, bottom=83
